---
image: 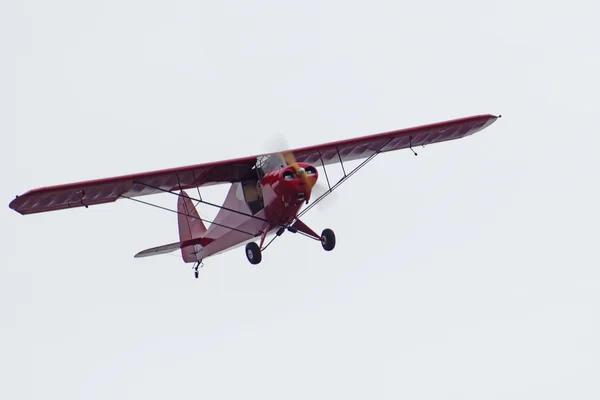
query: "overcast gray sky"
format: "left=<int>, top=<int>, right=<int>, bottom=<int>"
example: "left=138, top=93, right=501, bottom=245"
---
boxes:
left=2, top=0, right=599, bottom=399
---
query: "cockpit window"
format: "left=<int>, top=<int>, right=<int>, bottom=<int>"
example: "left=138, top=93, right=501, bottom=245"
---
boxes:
left=256, top=153, right=287, bottom=176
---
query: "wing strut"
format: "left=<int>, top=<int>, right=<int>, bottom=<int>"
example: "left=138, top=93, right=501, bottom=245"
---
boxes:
left=191, top=170, right=203, bottom=205
left=319, top=153, right=332, bottom=190
left=297, top=137, right=393, bottom=219
left=262, top=138, right=394, bottom=252
left=336, top=147, right=347, bottom=176
left=131, top=180, right=270, bottom=223
left=119, top=194, right=258, bottom=237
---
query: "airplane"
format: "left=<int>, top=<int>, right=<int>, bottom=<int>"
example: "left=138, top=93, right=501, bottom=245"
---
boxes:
left=9, top=114, right=500, bottom=278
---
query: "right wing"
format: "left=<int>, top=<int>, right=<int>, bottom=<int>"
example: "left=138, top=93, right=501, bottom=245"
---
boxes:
left=9, top=156, right=258, bottom=215
left=286, top=114, right=499, bottom=166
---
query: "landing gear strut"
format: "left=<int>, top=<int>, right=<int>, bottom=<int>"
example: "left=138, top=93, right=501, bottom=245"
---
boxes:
left=193, top=261, right=203, bottom=279
left=245, top=242, right=262, bottom=265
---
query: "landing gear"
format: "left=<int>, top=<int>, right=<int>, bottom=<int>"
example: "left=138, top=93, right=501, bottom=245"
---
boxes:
left=320, top=228, right=336, bottom=251
left=245, top=242, right=262, bottom=265
left=193, top=261, right=203, bottom=279
left=286, top=220, right=336, bottom=252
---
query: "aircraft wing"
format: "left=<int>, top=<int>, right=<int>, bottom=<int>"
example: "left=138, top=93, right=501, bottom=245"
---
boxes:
left=9, top=156, right=258, bottom=215
left=286, top=114, right=499, bottom=166
left=9, top=114, right=499, bottom=215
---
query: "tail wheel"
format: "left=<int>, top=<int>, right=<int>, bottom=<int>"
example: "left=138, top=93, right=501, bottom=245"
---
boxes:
left=245, top=242, right=262, bottom=265
left=320, top=228, right=336, bottom=251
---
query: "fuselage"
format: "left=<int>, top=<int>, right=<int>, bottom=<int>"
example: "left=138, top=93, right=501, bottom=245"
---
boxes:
left=261, top=162, right=318, bottom=225
left=190, top=162, right=319, bottom=261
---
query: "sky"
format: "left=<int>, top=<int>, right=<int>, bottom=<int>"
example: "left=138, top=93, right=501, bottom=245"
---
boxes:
left=2, top=0, right=599, bottom=399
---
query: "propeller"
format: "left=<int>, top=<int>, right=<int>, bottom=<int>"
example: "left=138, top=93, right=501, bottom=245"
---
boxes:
left=280, top=150, right=314, bottom=190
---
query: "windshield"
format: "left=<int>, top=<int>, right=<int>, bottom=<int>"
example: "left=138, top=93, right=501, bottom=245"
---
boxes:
left=256, top=153, right=287, bottom=176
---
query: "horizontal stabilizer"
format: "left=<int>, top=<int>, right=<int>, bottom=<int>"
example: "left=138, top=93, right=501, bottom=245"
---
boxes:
left=134, top=237, right=213, bottom=259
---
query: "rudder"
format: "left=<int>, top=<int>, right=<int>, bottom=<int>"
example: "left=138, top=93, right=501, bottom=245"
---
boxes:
left=178, top=191, right=207, bottom=262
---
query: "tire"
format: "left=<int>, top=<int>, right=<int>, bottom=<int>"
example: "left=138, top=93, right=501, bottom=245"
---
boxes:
left=320, top=228, right=336, bottom=251
left=245, top=242, right=262, bottom=264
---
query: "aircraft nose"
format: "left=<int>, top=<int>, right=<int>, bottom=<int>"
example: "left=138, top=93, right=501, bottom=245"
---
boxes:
left=297, top=167, right=306, bottom=176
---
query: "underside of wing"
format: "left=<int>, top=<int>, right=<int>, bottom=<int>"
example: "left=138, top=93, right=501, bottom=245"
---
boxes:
left=287, top=114, right=499, bottom=166
left=10, top=156, right=258, bottom=215
left=10, top=114, right=499, bottom=215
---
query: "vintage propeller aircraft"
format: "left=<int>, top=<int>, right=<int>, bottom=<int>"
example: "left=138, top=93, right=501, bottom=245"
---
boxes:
left=10, top=114, right=499, bottom=278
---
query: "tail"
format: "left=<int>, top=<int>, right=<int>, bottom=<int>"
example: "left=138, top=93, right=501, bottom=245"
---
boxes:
left=178, top=191, right=208, bottom=262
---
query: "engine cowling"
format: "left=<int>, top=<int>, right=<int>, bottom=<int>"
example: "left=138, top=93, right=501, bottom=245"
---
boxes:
left=260, top=162, right=318, bottom=224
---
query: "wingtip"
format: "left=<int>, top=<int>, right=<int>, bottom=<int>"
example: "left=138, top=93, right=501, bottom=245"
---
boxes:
left=9, top=195, right=24, bottom=214
left=133, top=250, right=147, bottom=258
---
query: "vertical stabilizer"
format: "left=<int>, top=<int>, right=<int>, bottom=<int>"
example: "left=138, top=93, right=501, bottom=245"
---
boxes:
left=178, top=191, right=207, bottom=262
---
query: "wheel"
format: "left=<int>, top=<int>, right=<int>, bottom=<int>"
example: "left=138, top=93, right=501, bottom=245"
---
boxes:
left=245, top=242, right=262, bottom=264
left=320, top=228, right=336, bottom=251
left=194, top=271, right=199, bottom=279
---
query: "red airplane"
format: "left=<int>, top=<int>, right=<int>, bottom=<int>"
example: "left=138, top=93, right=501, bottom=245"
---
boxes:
left=9, top=114, right=499, bottom=278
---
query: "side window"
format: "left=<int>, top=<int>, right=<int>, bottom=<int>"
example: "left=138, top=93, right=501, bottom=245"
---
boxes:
left=242, top=180, right=264, bottom=214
